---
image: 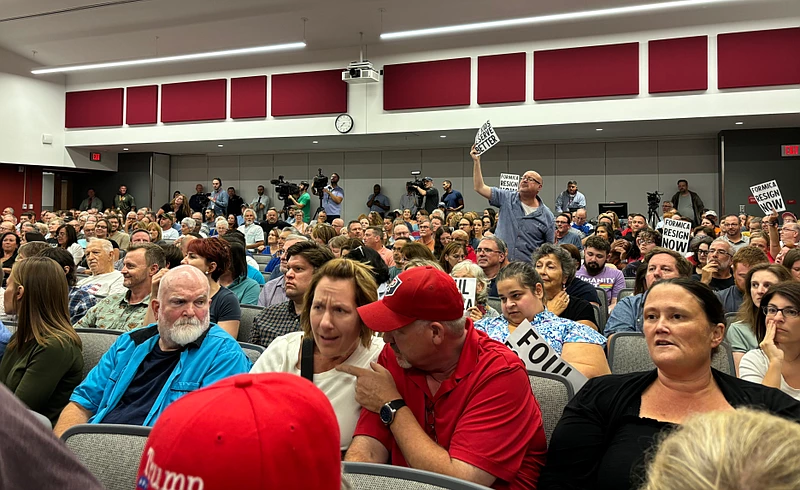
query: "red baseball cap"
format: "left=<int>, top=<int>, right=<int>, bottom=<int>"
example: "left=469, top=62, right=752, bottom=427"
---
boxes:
left=358, top=266, right=464, bottom=332
left=135, top=373, right=341, bottom=490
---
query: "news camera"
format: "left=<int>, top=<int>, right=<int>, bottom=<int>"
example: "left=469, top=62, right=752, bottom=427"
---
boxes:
left=406, top=170, right=425, bottom=194
left=270, top=176, right=300, bottom=201
left=312, top=168, right=328, bottom=193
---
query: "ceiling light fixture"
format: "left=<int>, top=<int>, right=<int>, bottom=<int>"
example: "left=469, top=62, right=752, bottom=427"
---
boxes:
left=123, top=148, right=129, bottom=151
left=735, top=121, right=744, bottom=125
left=217, top=144, right=224, bottom=148
left=381, top=0, right=740, bottom=40
left=312, top=140, right=319, bottom=144
left=596, top=128, right=604, bottom=131
left=440, top=135, right=447, bottom=138
left=31, top=41, right=306, bottom=75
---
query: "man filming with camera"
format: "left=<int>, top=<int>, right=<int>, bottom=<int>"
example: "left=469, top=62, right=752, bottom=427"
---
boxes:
left=287, top=181, right=311, bottom=224
left=318, top=172, right=344, bottom=224
left=414, top=177, right=440, bottom=215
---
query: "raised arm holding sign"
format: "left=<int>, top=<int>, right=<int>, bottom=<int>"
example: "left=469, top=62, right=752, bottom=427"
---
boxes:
left=750, top=180, right=786, bottom=214
left=474, top=120, right=500, bottom=156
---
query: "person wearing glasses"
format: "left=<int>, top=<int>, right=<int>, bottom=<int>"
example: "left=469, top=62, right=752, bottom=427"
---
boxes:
left=475, top=236, right=508, bottom=297
left=471, top=145, right=554, bottom=262
left=740, top=282, right=800, bottom=400
left=554, top=213, right=583, bottom=251
left=623, top=229, right=662, bottom=278
left=691, top=238, right=734, bottom=291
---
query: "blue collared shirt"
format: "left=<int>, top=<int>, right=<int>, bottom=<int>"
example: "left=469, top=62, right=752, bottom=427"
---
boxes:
left=489, top=188, right=555, bottom=262
left=208, top=189, right=228, bottom=216
left=604, top=293, right=646, bottom=337
left=475, top=309, right=606, bottom=353
left=323, top=185, right=344, bottom=215
left=70, top=323, right=251, bottom=427
left=555, top=190, right=587, bottom=213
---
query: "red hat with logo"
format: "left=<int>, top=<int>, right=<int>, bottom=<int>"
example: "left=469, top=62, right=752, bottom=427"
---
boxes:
left=135, top=373, right=341, bottom=490
left=358, top=265, right=464, bottom=332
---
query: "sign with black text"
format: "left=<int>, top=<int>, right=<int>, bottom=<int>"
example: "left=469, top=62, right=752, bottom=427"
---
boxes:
left=499, top=173, right=520, bottom=191
left=504, top=319, right=587, bottom=393
left=454, top=277, right=476, bottom=310
left=750, top=180, right=786, bottom=214
left=661, top=218, right=692, bottom=254
left=474, top=120, right=500, bottom=155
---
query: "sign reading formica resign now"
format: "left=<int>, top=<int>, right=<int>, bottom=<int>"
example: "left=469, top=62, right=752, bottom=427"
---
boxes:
left=661, top=218, right=692, bottom=254
left=750, top=180, right=786, bottom=214
left=499, top=173, right=520, bottom=191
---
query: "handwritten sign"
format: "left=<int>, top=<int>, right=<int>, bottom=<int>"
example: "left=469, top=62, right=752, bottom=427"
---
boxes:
left=454, top=277, right=476, bottom=310
left=661, top=218, right=692, bottom=254
left=499, top=173, right=520, bottom=191
left=474, top=120, right=500, bottom=155
left=504, top=319, right=587, bottom=393
left=750, top=180, right=786, bottom=214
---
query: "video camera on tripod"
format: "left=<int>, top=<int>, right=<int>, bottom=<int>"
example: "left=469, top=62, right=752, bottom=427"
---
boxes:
left=270, top=176, right=300, bottom=201
left=311, top=168, right=328, bottom=194
left=647, top=190, right=664, bottom=228
left=406, top=170, right=425, bottom=194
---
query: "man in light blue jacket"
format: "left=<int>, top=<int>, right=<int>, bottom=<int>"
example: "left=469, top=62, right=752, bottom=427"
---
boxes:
left=54, top=265, right=250, bottom=436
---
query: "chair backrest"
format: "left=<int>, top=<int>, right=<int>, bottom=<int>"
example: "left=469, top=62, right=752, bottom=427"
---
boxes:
left=595, top=287, right=608, bottom=313
left=591, top=304, right=606, bottom=333
left=29, top=409, right=53, bottom=429
left=618, top=288, right=635, bottom=301
left=238, top=341, right=265, bottom=364
left=238, top=304, right=264, bottom=342
left=607, top=332, right=735, bottom=375
left=261, top=271, right=271, bottom=282
left=62, top=424, right=151, bottom=490
left=487, top=297, right=502, bottom=314
left=528, top=370, right=573, bottom=445
left=725, top=312, right=737, bottom=328
left=253, top=254, right=272, bottom=265
left=75, top=328, right=123, bottom=380
left=624, top=277, right=636, bottom=289
left=343, top=462, right=490, bottom=490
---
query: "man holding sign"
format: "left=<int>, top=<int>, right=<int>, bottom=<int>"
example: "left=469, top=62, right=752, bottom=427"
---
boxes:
left=472, top=147, right=554, bottom=262
left=342, top=266, right=547, bottom=488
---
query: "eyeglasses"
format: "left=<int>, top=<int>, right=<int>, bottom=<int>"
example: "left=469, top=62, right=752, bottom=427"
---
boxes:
left=95, top=225, right=108, bottom=229
left=763, top=305, right=800, bottom=318
left=708, top=248, right=732, bottom=257
left=555, top=220, right=569, bottom=225
left=418, top=225, right=430, bottom=229
left=637, top=239, right=655, bottom=246
left=475, top=248, right=500, bottom=255
left=425, top=402, right=437, bottom=443
left=521, top=176, right=542, bottom=185
left=697, top=249, right=710, bottom=256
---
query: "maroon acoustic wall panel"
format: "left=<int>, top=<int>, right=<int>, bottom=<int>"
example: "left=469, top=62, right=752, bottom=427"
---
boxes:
left=231, top=76, right=267, bottom=119
left=126, top=85, right=158, bottom=125
left=478, top=53, right=526, bottom=104
left=271, top=70, right=346, bottom=117
left=649, top=36, right=708, bottom=93
left=718, top=27, right=800, bottom=89
left=65, top=88, right=123, bottom=128
left=383, top=58, right=471, bottom=110
left=161, top=79, right=227, bottom=123
left=534, top=43, right=639, bottom=100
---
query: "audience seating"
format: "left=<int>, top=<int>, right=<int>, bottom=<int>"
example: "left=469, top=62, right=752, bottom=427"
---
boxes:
left=261, top=271, right=271, bottom=282
left=591, top=304, right=606, bottom=333
left=29, top=409, right=53, bottom=429
left=618, top=288, right=635, bottom=301
left=238, top=304, right=264, bottom=342
left=607, top=332, right=735, bottom=375
left=238, top=341, right=265, bottom=364
left=528, top=370, right=573, bottom=445
left=594, top=288, right=608, bottom=314
left=62, top=424, right=151, bottom=490
left=624, top=277, right=635, bottom=289
left=487, top=297, right=501, bottom=314
left=162, top=239, right=175, bottom=245
left=725, top=312, right=737, bottom=328
left=343, top=462, right=490, bottom=490
left=74, top=328, right=122, bottom=380
left=253, top=254, right=272, bottom=266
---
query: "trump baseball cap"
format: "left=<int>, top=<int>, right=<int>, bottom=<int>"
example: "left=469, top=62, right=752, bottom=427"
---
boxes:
left=135, top=373, right=341, bottom=490
left=357, top=266, right=464, bottom=332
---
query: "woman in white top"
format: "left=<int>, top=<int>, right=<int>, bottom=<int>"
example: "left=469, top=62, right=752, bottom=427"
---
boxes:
left=740, top=282, right=800, bottom=400
left=251, top=259, right=383, bottom=451
left=56, top=224, right=84, bottom=266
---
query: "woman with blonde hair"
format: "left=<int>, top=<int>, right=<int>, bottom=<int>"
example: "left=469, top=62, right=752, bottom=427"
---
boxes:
left=367, top=211, right=383, bottom=227
left=146, top=221, right=162, bottom=242
left=0, top=257, right=83, bottom=424
left=250, top=259, right=384, bottom=451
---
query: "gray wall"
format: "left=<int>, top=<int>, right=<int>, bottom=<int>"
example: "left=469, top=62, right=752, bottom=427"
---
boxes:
left=73, top=152, right=152, bottom=210
left=723, top=128, right=800, bottom=217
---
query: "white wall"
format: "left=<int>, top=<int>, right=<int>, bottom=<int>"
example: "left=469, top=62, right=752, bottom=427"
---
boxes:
left=169, top=137, right=718, bottom=222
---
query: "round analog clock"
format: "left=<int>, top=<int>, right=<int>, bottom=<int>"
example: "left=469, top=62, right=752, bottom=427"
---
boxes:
left=335, top=113, right=354, bottom=134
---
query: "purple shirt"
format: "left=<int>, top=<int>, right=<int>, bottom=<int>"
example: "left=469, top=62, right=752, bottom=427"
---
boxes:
left=575, top=264, right=625, bottom=302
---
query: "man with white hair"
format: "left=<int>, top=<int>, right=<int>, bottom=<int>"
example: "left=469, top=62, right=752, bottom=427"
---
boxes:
left=240, top=208, right=264, bottom=251
left=76, top=239, right=127, bottom=296
left=54, top=265, right=250, bottom=436
left=692, top=238, right=735, bottom=291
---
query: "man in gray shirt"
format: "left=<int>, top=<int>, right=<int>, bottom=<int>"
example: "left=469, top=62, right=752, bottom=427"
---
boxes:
left=670, top=179, right=705, bottom=226
left=554, top=213, right=583, bottom=250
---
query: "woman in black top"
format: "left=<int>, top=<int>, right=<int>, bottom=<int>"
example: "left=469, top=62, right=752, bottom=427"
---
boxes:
left=157, top=193, right=191, bottom=223
left=1, top=231, right=20, bottom=285
left=533, top=243, right=597, bottom=331
left=539, top=278, right=800, bottom=490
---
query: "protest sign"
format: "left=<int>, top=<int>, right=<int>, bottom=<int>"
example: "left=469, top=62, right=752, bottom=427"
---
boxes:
left=504, top=319, right=587, bottom=393
left=454, top=277, right=476, bottom=310
left=499, top=173, right=520, bottom=191
left=750, top=180, right=786, bottom=214
left=474, top=120, right=500, bottom=155
left=661, top=218, right=692, bottom=254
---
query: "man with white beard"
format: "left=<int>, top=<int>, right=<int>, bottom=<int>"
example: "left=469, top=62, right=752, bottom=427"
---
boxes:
left=54, top=265, right=250, bottom=436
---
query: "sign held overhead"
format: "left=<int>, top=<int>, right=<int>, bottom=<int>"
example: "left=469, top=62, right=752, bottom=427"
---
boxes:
left=661, top=218, right=692, bottom=254
left=474, top=120, right=500, bottom=155
left=750, top=180, right=786, bottom=214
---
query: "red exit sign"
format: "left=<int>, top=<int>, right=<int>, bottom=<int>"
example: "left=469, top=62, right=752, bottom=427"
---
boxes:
left=89, top=152, right=102, bottom=162
left=783, top=145, right=800, bottom=157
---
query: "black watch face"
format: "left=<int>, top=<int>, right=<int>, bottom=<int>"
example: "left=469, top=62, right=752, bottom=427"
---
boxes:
left=380, top=404, right=393, bottom=424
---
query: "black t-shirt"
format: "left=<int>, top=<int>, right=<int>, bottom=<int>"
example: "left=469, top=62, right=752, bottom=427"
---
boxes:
left=101, top=343, right=181, bottom=426
left=691, top=274, right=735, bottom=291
left=565, top=278, right=599, bottom=305
left=227, top=195, right=245, bottom=216
left=160, top=204, right=188, bottom=222
left=260, top=220, right=290, bottom=236
left=561, top=296, right=596, bottom=325
left=423, top=187, right=440, bottom=214
left=210, top=286, right=242, bottom=324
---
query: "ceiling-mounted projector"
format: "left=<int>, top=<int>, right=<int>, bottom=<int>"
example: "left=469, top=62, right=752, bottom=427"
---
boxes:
left=342, top=60, right=380, bottom=84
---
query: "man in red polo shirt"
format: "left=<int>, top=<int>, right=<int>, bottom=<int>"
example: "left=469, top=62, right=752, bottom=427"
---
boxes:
left=339, top=266, right=547, bottom=489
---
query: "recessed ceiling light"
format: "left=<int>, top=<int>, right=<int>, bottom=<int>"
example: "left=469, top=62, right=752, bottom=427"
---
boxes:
left=217, top=144, right=224, bottom=148
left=123, top=148, right=129, bottom=151
left=381, top=0, right=739, bottom=40
left=440, top=135, right=447, bottom=138
left=735, top=121, right=744, bottom=125
left=312, top=141, right=319, bottom=144
left=596, top=128, right=604, bottom=131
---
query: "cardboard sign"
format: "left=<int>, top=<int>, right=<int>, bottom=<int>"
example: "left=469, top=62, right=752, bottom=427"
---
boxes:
left=504, top=319, right=588, bottom=393
left=454, top=277, right=477, bottom=310
left=750, top=180, right=786, bottom=214
left=499, top=173, right=520, bottom=191
left=661, top=218, right=692, bottom=254
left=474, top=120, right=500, bottom=155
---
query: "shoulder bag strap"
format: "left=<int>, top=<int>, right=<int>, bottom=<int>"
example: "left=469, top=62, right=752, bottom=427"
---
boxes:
left=300, top=336, right=314, bottom=382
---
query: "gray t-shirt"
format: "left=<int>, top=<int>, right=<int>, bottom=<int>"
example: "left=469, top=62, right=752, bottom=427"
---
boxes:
left=677, top=193, right=695, bottom=220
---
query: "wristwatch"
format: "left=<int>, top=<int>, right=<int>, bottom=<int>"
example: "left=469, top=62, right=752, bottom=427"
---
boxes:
left=379, top=399, right=406, bottom=427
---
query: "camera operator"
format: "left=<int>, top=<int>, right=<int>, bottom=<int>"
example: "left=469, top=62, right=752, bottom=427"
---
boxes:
left=207, top=178, right=228, bottom=216
left=400, top=184, right=420, bottom=216
left=286, top=181, right=311, bottom=224
left=318, top=173, right=344, bottom=223
left=414, top=177, right=440, bottom=214
left=189, top=184, right=209, bottom=214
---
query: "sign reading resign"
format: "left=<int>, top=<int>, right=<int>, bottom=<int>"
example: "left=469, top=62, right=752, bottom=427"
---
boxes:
left=661, top=218, right=692, bottom=254
left=750, top=180, right=786, bottom=214
left=474, top=120, right=500, bottom=156
left=454, top=277, right=476, bottom=311
left=504, top=319, right=587, bottom=393
left=499, top=173, right=520, bottom=191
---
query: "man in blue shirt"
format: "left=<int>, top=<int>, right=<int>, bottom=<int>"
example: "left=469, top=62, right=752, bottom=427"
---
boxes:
left=54, top=265, right=250, bottom=436
left=471, top=146, right=554, bottom=262
left=207, top=178, right=228, bottom=217
left=441, top=180, right=464, bottom=213
left=320, top=173, right=344, bottom=223
left=555, top=181, right=586, bottom=213
left=366, top=184, right=390, bottom=217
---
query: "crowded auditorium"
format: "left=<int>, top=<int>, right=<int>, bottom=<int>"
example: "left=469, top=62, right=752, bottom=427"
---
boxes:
left=1, top=0, right=800, bottom=488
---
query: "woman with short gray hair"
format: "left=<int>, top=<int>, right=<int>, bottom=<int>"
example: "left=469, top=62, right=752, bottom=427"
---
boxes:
left=451, top=261, right=499, bottom=322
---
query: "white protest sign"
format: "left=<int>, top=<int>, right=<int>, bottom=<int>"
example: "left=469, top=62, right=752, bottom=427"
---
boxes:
left=499, top=173, right=520, bottom=191
left=661, top=218, right=692, bottom=254
left=750, top=180, right=786, bottom=214
left=504, top=319, right=588, bottom=393
left=454, top=277, right=477, bottom=311
left=474, top=120, right=500, bottom=155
